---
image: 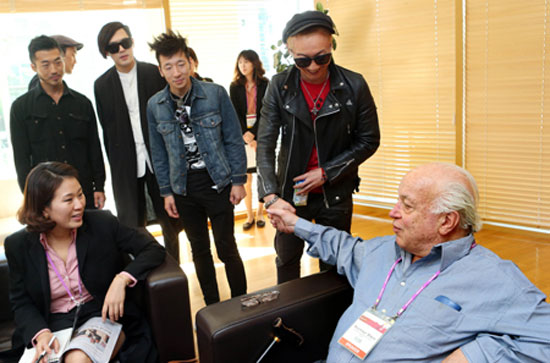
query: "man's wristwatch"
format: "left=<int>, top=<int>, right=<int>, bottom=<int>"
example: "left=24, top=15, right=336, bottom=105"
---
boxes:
left=264, top=196, right=280, bottom=209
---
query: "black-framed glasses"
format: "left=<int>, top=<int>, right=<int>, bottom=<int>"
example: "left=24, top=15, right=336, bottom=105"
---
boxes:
left=106, top=37, right=132, bottom=54
left=293, top=53, right=332, bottom=68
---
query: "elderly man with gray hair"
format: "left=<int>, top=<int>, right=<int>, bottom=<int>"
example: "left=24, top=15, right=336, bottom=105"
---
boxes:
left=268, top=163, right=550, bottom=362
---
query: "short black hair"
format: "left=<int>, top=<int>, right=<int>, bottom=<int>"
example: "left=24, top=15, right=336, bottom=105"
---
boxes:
left=148, top=30, right=190, bottom=64
left=28, top=35, right=62, bottom=63
left=97, top=21, right=132, bottom=58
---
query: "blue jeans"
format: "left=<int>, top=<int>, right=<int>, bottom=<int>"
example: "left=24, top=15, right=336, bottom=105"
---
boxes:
left=174, top=170, right=247, bottom=304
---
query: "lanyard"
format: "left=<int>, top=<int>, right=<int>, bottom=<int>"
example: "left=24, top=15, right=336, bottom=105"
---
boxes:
left=373, top=242, right=477, bottom=319
left=45, top=251, right=83, bottom=306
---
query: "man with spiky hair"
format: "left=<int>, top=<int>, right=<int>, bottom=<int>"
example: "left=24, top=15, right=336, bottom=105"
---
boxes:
left=11, top=35, right=105, bottom=210
left=94, top=21, right=179, bottom=261
left=147, top=31, right=247, bottom=305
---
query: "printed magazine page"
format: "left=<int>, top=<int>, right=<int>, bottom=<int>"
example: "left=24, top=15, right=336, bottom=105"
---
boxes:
left=18, top=318, right=122, bottom=363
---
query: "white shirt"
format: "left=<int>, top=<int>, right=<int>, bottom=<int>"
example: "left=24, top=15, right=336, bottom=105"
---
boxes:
left=118, top=63, right=152, bottom=177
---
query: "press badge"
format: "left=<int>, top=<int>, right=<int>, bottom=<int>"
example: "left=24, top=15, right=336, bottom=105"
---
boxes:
left=337, top=308, right=394, bottom=360
left=246, top=114, right=257, bottom=128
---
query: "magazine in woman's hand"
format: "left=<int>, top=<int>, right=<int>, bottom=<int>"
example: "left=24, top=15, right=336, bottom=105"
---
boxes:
left=18, top=318, right=122, bottom=363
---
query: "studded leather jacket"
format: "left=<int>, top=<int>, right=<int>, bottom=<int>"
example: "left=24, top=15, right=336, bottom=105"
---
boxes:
left=257, top=63, right=380, bottom=207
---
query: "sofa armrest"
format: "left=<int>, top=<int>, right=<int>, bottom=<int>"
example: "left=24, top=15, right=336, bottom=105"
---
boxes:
left=144, top=254, right=196, bottom=363
left=196, top=269, right=353, bottom=363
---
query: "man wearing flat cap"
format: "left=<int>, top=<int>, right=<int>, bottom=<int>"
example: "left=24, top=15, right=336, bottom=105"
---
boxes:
left=257, top=10, right=380, bottom=283
left=28, top=35, right=83, bottom=90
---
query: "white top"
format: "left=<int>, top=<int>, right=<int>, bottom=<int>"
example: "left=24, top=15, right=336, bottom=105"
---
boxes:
left=118, top=63, right=153, bottom=177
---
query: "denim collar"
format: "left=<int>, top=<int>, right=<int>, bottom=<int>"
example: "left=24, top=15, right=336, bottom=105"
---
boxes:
left=156, top=76, right=207, bottom=106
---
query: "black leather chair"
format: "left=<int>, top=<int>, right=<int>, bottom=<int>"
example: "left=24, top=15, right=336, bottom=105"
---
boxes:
left=0, top=253, right=196, bottom=363
left=196, top=270, right=353, bottom=363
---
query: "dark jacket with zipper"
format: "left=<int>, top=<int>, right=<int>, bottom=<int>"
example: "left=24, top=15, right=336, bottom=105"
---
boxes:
left=256, top=63, right=380, bottom=207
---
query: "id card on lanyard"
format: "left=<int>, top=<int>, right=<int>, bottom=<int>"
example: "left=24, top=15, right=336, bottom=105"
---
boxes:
left=338, top=253, right=446, bottom=360
left=338, top=307, right=394, bottom=359
left=246, top=114, right=256, bottom=128
left=46, top=250, right=84, bottom=335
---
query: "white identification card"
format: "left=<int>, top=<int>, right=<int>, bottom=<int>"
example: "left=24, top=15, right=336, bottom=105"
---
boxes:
left=338, top=308, right=394, bottom=360
left=246, top=114, right=257, bottom=128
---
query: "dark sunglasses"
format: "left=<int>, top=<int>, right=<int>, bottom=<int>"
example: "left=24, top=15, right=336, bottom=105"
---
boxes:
left=106, top=37, right=132, bottom=54
left=293, top=53, right=332, bottom=68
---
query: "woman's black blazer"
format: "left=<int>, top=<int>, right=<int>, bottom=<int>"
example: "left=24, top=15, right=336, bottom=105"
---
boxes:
left=4, top=210, right=165, bottom=347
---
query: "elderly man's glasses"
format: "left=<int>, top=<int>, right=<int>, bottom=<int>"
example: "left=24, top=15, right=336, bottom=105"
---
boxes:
left=106, top=38, right=132, bottom=54
left=293, top=53, right=332, bottom=68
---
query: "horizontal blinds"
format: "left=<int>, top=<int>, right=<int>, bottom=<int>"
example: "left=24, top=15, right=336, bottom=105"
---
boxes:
left=465, top=0, right=550, bottom=230
left=1, top=0, right=161, bottom=13
left=329, top=0, right=456, bottom=208
left=168, top=0, right=242, bottom=89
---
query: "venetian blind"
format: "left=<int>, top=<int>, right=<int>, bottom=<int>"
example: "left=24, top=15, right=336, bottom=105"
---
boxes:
left=167, top=0, right=242, bottom=90
left=328, top=0, right=456, bottom=208
left=465, top=0, right=550, bottom=230
left=0, top=0, right=162, bottom=12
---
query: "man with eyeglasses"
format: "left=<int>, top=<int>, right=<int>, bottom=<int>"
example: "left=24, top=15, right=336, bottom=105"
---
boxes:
left=147, top=31, right=247, bottom=305
left=257, top=10, right=380, bottom=283
left=10, top=35, right=106, bottom=210
left=94, top=22, right=180, bottom=262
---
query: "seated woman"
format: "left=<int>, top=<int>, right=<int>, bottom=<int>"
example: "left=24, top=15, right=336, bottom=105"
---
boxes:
left=5, top=161, right=165, bottom=363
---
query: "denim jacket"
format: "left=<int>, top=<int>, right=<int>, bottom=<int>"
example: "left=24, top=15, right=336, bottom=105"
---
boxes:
left=147, top=78, right=246, bottom=196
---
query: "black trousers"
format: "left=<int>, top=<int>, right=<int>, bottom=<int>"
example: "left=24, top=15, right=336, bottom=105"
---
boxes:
left=137, top=169, right=181, bottom=263
left=174, top=170, right=247, bottom=305
left=274, top=193, right=353, bottom=284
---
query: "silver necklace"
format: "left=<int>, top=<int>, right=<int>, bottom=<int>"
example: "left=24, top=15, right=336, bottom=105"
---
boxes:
left=301, top=72, right=330, bottom=116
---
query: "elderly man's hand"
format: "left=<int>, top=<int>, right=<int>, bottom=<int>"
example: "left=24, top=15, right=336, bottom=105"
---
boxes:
left=442, top=348, right=468, bottom=363
left=267, top=208, right=299, bottom=234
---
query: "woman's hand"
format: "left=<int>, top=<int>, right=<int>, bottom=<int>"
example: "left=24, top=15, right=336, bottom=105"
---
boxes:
left=33, top=331, right=59, bottom=362
left=102, top=274, right=130, bottom=322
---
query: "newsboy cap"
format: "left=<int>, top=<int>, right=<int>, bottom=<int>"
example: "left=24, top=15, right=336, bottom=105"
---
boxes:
left=282, top=10, right=336, bottom=43
left=51, top=35, right=84, bottom=51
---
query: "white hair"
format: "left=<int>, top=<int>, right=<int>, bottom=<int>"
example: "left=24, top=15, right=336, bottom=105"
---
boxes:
left=430, top=164, right=483, bottom=233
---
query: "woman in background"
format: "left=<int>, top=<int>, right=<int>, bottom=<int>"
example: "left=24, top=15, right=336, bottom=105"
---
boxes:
left=229, top=50, right=269, bottom=230
left=5, top=161, right=164, bottom=362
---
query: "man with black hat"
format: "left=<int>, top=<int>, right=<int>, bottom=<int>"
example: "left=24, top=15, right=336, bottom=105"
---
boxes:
left=28, top=35, right=83, bottom=90
left=11, top=35, right=106, bottom=209
left=257, top=10, right=380, bottom=283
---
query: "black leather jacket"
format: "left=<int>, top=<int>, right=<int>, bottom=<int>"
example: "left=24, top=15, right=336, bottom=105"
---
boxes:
left=257, top=63, right=380, bottom=207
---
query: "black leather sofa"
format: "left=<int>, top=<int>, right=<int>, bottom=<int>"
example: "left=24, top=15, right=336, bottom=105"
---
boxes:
left=196, top=269, right=353, bottom=363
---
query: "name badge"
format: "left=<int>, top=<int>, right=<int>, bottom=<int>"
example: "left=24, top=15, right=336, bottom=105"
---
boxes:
left=337, top=308, right=394, bottom=360
left=246, top=114, right=256, bottom=128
